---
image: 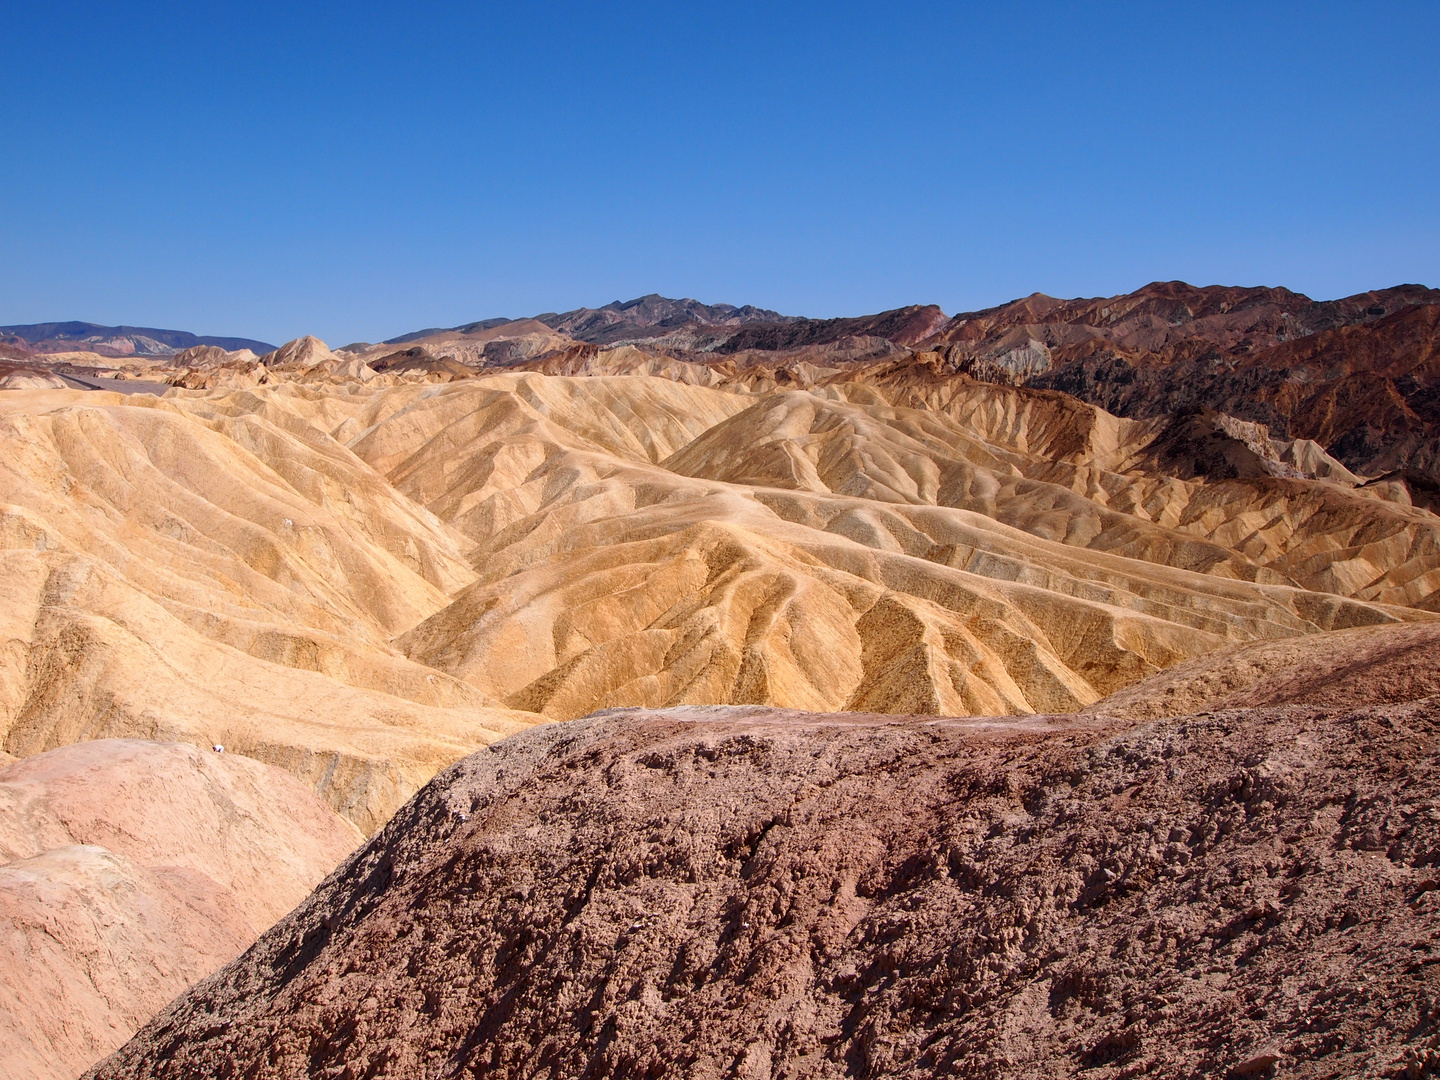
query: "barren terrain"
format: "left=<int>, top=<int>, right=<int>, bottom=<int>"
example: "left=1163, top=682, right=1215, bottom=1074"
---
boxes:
left=5, top=360, right=1436, bottom=836
left=1, top=283, right=1437, bottom=1077
left=89, top=692, right=1440, bottom=1079
left=0, top=739, right=359, bottom=1080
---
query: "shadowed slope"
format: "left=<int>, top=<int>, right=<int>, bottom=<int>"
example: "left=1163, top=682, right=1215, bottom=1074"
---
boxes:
left=1085, top=620, right=1440, bottom=719
left=941, top=283, right=1440, bottom=483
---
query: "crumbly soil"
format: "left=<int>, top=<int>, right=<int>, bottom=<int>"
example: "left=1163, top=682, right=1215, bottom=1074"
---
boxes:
left=89, top=701, right=1440, bottom=1079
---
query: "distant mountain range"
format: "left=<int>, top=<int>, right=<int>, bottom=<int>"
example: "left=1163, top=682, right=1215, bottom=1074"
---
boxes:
left=7, top=281, right=1437, bottom=484
left=0, top=321, right=276, bottom=357
left=371, top=281, right=1440, bottom=485
left=384, top=294, right=796, bottom=347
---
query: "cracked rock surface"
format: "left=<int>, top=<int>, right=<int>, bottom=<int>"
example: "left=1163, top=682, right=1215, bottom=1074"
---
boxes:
left=90, top=699, right=1440, bottom=1079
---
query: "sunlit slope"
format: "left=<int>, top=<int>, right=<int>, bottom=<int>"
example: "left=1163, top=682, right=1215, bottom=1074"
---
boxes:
left=342, top=375, right=1427, bottom=721
left=848, top=370, right=1440, bottom=605
left=0, top=389, right=536, bottom=831
left=1, top=373, right=1435, bottom=822
left=0, top=739, right=360, bottom=1080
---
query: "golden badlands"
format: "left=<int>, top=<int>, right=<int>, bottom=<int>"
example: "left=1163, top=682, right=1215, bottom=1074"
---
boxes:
left=2, top=351, right=1436, bottom=834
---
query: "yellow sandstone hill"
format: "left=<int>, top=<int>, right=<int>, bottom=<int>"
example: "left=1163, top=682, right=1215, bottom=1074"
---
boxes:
left=1, top=358, right=1437, bottom=830
left=0, top=386, right=535, bottom=832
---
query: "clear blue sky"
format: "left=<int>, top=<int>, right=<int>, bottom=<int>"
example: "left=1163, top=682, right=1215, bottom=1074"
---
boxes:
left=2, top=1, right=1436, bottom=346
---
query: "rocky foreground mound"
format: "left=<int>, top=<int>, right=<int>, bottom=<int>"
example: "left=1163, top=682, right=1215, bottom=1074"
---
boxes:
left=91, top=699, right=1440, bottom=1079
left=0, top=740, right=360, bottom=1080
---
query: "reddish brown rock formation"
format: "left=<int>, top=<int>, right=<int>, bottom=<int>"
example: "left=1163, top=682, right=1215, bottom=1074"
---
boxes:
left=88, top=698, right=1440, bottom=1079
left=927, top=281, right=1439, bottom=360
left=714, top=305, right=951, bottom=354
left=368, top=346, right=476, bottom=377
left=537, top=295, right=795, bottom=345
left=1085, top=620, right=1440, bottom=720
left=936, top=282, right=1440, bottom=483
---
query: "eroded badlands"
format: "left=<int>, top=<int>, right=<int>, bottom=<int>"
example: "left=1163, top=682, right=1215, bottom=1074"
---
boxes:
left=4, top=367, right=1436, bottom=837
left=1, top=284, right=1438, bottom=1077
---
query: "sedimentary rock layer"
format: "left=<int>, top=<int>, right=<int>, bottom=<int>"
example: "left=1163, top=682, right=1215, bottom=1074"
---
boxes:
left=2, top=371, right=1437, bottom=832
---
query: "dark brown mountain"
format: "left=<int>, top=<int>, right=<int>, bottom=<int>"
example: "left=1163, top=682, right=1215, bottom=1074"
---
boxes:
left=536, top=294, right=794, bottom=344
left=928, top=281, right=1439, bottom=358
left=368, top=346, right=476, bottom=377
left=383, top=296, right=794, bottom=349
left=922, top=282, right=1440, bottom=481
left=713, top=303, right=949, bottom=354
left=409, top=281, right=1439, bottom=482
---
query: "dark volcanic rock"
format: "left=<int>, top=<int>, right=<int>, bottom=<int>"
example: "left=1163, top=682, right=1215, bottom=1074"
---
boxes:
left=369, top=346, right=475, bottom=377
left=716, top=305, right=949, bottom=354
left=1134, top=409, right=1305, bottom=481
left=387, top=297, right=795, bottom=348
left=1362, top=470, right=1440, bottom=516
left=959, top=284, right=1440, bottom=482
left=540, top=296, right=795, bottom=345
left=89, top=701, right=1440, bottom=1079
left=928, top=282, right=1440, bottom=358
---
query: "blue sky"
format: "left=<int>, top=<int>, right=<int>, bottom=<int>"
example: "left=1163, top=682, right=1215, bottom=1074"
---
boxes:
left=1, top=1, right=1436, bottom=345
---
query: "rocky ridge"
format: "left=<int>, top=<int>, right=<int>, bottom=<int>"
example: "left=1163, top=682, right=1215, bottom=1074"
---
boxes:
left=0, top=321, right=274, bottom=358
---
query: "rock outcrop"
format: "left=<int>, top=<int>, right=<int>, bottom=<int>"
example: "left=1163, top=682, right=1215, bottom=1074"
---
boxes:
left=943, top=282, right=1440, bottom=484
left=87, top=696, right=1440, bottom=1079
left=1083, top=620, right=1440, bottom=720
left=0, top=363, right=69, bottom=390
